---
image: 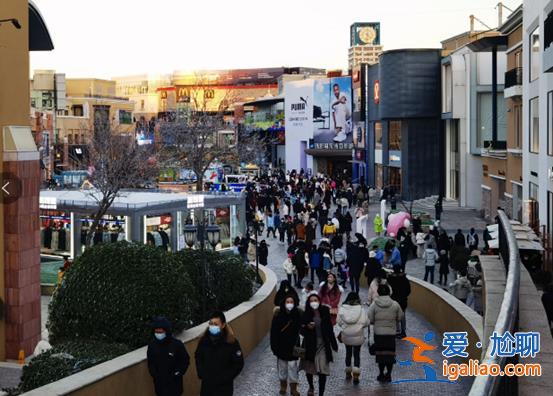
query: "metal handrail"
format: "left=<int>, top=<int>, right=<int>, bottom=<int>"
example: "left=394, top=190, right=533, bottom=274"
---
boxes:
left=468, top=210, right=520, bottom=396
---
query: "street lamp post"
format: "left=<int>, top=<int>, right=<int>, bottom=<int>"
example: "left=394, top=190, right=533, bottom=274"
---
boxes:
left=249, top=218, right=264, bottom=282
left=183, top=215, right=221, bottom=317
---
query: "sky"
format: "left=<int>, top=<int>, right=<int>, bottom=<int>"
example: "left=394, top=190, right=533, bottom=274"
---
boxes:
left=30, top=0, right=522, bottom=79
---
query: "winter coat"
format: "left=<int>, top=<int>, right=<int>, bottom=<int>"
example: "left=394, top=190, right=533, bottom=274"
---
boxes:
left=467, top=232, right=479, bottom=249
left=348, top=246, right=369, bottom=278
left=454, top=232, right=466, bottom=247
left=368, top=296, right=404, bottom=336
left=147, top=335, right=190, bottom=396
left=322, top=224, right=336, bottom=236
left=309, top=250, right=322, bottom=269
left=274, top=285, right=299, bottom=307
left=438, top=254, right=450, bottom=275
left=387, top=273, right=411, bottom=311
left=389, top=248, right=401, bottom=267
left=364, top=258, right=382, bottom=281
left=373, top=216, right=383, bottom=233
left=422, top=248, right=438, bottom=267
left=322, top=253, right=333, bottom=271
left=451, top=276, right=472, bottom=300
left=283, top=258, right=295, bottom=275
left=334, top=248, right=347, bottom=264
left=337, top=304, right=369, bottom=346
left=305, top=223, right=316, bottom=245
left=266, top=215, right=275, bottom=229
left=367, top=278, right=393, bottom=306
left=450, top=245, right=470, bottom=272
left=300, top=305, right=338, bottom=363
left=342, top=214, right=353, bottom=233
left=195, top=327, right=244, bottom=396
left=295, top=223, right=306, bottom=240
left=270, top=307, right=301, bottom=361
left=319, top=283, right=342, bottom=325
left=258, top=244, right=268, bottom=265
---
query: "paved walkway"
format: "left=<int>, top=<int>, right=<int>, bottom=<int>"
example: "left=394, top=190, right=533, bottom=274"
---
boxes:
left=234, top=202, right=484, bottom=395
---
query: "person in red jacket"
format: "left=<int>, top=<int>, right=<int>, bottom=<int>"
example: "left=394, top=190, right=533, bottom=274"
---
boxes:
left=319, top=273, right=343, bottom=326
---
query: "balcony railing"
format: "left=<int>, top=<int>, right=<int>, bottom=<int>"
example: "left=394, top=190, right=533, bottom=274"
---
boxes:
left=504, top=67, right=522, bottom=89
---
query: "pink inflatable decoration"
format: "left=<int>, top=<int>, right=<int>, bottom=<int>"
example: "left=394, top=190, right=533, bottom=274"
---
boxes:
left=386, top=212, right=411, bottom=237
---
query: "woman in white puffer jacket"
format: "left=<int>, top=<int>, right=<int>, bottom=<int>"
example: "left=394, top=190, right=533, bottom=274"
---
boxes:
left=337, top=292, right=369, bottom=384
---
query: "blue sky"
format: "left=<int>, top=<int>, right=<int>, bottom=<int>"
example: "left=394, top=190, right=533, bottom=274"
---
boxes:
left=31, top=0, right=522, bottom=78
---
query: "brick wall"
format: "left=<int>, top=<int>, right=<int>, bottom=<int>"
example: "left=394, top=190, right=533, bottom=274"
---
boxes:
left=3, top=159, right=41, bottom=358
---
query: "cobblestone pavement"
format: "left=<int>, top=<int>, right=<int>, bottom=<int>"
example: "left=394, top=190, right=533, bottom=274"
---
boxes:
left=234, top=204, right=484, bottom=395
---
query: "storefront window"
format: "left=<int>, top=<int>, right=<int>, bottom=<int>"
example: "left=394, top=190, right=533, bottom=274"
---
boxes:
left=530, top=97, right=540, bottom=153
left=375, top=122, right=382, bottom=150
left=145, top=214, right=172, bottom=251
left=389, top=167, right=402, bottom=195
left=205, top=207, right=232, bottom=249
left=40, top=210, right=72, bottom=254
left=389, top=121, right=401, bottom=151
left=530, top=26, right=540, bottom=82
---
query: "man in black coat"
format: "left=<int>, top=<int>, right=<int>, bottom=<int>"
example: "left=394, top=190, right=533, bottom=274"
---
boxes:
left=147, top=317, right=190, bottom=396
left=348, top=236, right=369, bottom=294
left=195, top=311, right=244, bottom=396
left=387, top=267, right=411, bottom=338
left=454, top=229, right=466, bottom=247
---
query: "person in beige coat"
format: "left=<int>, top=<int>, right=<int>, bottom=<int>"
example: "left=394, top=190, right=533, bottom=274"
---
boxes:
left=368, top=285, right=404, bottom=383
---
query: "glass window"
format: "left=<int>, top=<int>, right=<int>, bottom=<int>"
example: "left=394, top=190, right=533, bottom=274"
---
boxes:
left=477, top=93, right=507, bottom=148
left=514, top=104, right=522, bottom=149
left=530, top=26, right=540, bottom=82
left=549, top=92, right=553, bottom=156
left=529, top=182, right=539, bottom=201
left=375, top=122, right=382, bottom=150
left=443, top=64, right=452, bottom=113
left=530, top=97, right=540, bottom=154
left=389, top=121, right=401, bottom=151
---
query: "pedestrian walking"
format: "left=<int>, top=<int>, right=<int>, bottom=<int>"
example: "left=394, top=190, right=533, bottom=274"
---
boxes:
left=294, top=244, right=309, bottom=288
left=368, top=268, right=392, bottom=306
left=300, top=282, right=316, bottom=309
left=258, top=240, right=269, bottom=266
left=337, top=292, right=369, bottom=384
left=147, top=317, right=190, bottom=396
left=454, top=229, right=465, bottom=247
left=373, top=214, right=383, bottom=237
left=483, top=224, right=492, bottom=252
left=299, top=294, right=338, bottom=396
left=434, top=195, right=443, bottom=221
left=319, top=273, right=343, bottom=326
left=271, top=294, right=302, bottom=396
left=348, top=236, right=368, bottom=294
left=387, top=267, right=410, bottom=338
left=195, top=311, right=244, bottom=396
left=266, top=211, right=276, bottom=238
left=365, top=250, right=382, bottom=289
left=437, top=249, right=450, bottom=285
left=368, top=285, right=404, bottom=383
left=277, top=276, right=299, bottom=307
left=309, top=244, right=322, bottom=284
left=449, top=270, right=472, bottom=304
left=422, top=243, right=438, bottom=284
left=467, top=228, right=479, bottom=252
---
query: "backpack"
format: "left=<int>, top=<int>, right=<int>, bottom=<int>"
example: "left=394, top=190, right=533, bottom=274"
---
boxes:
left=468, top=233, right=476, bottom=246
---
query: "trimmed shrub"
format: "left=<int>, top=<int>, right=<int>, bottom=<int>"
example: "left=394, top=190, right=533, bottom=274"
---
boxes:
left=174, top=250, right=256, bottom=322
left=15, top=340, right=131, bottom=393
left=47, top=242, right=197, bottom=348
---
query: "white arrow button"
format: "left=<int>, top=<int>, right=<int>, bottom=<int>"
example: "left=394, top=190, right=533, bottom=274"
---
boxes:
left=2, top=181, right=10, bottom=195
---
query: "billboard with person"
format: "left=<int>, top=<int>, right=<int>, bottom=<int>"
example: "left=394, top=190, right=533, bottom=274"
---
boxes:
left=312, top=76, right=353, bottom=149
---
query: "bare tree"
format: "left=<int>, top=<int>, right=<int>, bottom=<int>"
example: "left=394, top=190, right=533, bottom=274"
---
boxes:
left=158, top=76, right=270, bottom=191
left=80, top=116, right=157, bottom=246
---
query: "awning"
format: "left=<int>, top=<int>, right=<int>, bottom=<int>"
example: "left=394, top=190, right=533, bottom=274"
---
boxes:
left=467, top=35, right=508, bottom=52
left=305, top=149, right=351, bottom=157
left=29, top=0, right=54, bottom=51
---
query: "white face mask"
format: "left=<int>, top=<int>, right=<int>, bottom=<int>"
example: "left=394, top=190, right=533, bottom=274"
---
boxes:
left=310, top=302, right=320, bottom=310
left=285, top=303, right=295, bottom=311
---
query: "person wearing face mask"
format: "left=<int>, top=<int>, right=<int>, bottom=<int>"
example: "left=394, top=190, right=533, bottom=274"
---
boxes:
left=195, top=311, right=244, bottom=396
left=147, top=316, right=190, bottom=396
left=299, top=294, right=338, bottom=396
left=270, top=295, right=302, bottom=396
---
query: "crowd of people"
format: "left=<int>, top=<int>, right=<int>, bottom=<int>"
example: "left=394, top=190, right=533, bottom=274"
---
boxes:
left=147, top=168, right=491, bottom=395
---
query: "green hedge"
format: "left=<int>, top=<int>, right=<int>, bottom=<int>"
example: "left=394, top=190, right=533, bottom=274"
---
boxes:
left=16, top=242, right=257, bottom=394
left=48, top=242, right=197, bottom=348
left=174, top=249, right=256, bottom=323
left=4, top=340, right=131, bottom=395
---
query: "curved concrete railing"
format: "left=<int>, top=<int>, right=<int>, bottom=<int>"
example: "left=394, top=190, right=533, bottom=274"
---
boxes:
left=22, top=264, right=278, bottom=396
left=408, top=276, right=483, bottom=360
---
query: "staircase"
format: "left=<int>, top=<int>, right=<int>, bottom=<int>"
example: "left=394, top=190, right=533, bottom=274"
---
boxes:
left=409, top=195, right=478, bottom=213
